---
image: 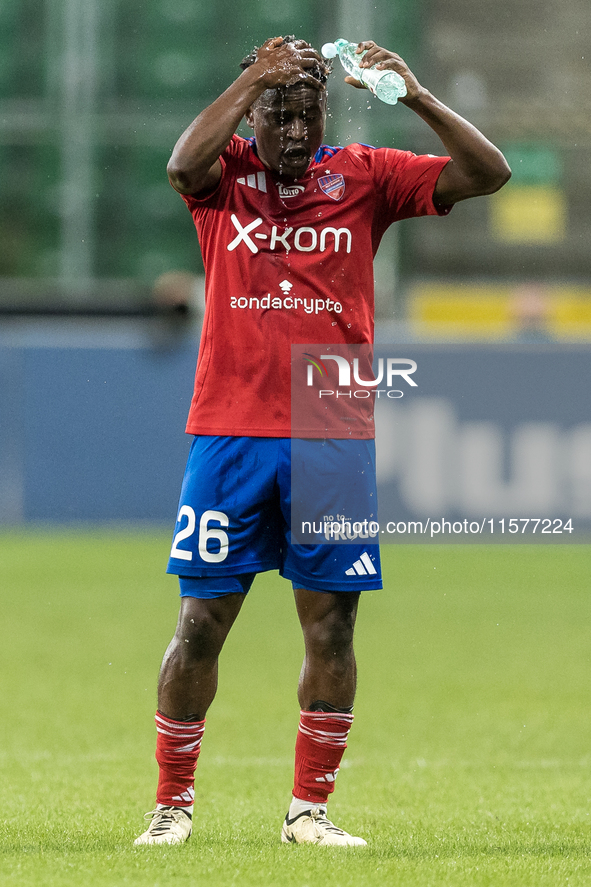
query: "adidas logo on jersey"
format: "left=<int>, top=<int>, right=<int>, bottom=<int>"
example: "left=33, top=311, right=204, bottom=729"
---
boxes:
left=237, top=172, right=267, bottom=193
left=345, top=552, right=377, bottom=577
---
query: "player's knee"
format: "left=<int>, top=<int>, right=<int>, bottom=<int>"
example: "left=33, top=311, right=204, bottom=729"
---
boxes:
left=174, top=608, right=227, bottom=662
left=305, top=609, right=355, bottom=660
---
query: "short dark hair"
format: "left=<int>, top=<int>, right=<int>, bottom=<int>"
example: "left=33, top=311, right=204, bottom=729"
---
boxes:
left=240, top=36, right=332, bottom=85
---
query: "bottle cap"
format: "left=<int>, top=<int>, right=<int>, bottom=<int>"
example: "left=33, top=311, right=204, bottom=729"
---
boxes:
left=321, top=42, right=338, bottom=59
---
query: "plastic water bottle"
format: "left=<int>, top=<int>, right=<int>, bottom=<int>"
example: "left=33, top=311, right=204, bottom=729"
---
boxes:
left=321, top=39, right=407, bottom=105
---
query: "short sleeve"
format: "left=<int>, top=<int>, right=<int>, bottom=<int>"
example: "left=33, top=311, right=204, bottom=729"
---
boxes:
left=348, top=144, right=452, bottom=222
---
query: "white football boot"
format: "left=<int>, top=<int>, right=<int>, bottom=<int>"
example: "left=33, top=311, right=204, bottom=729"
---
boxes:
left=134, top=806, right=192, bottom=846
left=281, top=806, right=367, bottom=846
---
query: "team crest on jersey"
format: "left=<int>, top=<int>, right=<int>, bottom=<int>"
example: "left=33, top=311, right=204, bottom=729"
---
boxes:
left=318, top=173, right=346, bottom=201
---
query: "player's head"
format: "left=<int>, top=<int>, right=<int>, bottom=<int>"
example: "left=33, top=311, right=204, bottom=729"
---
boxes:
left=239, top=36, right=331, bottom=86
left=241, top=37, right=331, bottom=180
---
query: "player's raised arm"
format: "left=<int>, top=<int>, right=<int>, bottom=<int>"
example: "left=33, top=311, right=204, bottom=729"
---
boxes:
left=167, top=37, right=327, bottom=196
left=344, top=41, right=511, bottom=206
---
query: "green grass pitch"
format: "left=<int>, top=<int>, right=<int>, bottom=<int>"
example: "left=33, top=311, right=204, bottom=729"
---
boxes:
left=1, top=530, right=590, bottom=886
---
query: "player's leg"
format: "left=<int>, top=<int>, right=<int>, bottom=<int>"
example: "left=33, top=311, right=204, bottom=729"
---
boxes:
left=280, top=587, right=366, bottom=847
left=136, top=436, right=282, bottom=846
left=135, top=589, right=246, bottom=846
left=278, top=438, right=380, bottom=846
left=158, top=592, right=245, bottom=721
left=293, top=587, right=358, bottom=711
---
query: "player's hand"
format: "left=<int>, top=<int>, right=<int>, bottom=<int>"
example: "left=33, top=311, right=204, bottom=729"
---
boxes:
left=253, top=37, right=326, bottom=91
left=344, top=41, right=421, bottom=103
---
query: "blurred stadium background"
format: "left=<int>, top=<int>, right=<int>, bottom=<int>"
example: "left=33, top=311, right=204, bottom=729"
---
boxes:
left=1, top=0, right=590, bottom=525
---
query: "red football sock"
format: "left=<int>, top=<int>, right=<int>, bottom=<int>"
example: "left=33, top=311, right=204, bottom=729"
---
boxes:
left=155, top=711, right=205, bottom=808
left=293, top=710, right=354, bottom=804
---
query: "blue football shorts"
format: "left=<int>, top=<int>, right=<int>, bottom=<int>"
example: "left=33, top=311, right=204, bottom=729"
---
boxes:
left=166, top=436, right=382, bottom=598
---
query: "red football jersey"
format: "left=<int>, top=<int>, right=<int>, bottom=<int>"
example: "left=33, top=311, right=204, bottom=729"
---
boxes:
left=181, top=136, right=450, bottom=437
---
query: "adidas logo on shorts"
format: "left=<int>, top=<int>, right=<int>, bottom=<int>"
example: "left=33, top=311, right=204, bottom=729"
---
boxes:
left=345, top=552, right=377, bottom=576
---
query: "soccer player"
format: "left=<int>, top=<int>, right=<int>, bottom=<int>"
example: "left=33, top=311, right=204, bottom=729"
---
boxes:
left=134, top=36, right=510, bottom=847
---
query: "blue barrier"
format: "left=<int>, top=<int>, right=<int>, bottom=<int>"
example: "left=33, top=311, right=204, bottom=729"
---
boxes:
left=0, top=330, right=198, bottom=523
left=374, top=345, right=591, bottom=539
